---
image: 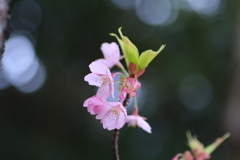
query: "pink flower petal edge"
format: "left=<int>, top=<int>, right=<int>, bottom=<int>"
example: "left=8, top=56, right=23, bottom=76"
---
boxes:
left=126, top=115, right=152, bottom=133
left=84, top=62, right=114, bottom=99
left=97, top=102, right=127, bottom=130
left=97, top=42, right=120, bottom=68
left=83, top=96, right=105, bottom=115
left=172, top=153, right=182, bottom=160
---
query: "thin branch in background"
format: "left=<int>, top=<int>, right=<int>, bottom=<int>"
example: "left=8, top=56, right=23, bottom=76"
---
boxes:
left=0, top=0, right=10, bottom=66
left=225, top=2, right=240, bottom=160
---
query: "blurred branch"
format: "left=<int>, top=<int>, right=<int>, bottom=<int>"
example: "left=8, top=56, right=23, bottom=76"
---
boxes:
left=226, top=1, right=240, bottom=160
left=0, top=0, right=9, bottom=58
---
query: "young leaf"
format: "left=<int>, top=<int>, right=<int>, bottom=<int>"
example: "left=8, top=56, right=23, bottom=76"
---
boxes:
left=111, top=28, right=139, bottom=66
left=205, top=133, right=230, bottom=154
left=138, top=44, right=166, bottom=70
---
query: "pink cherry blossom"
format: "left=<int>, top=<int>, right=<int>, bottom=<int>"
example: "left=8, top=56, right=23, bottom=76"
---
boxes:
left=96, top=102, right=127, bottom=130
left=172, top=151, right=194, bottom=160
left=183, top=151, right=194, bottom=160
left=83, top=96, right=106, bottom=115
left=119, top=77, right=141, bottom=100
left=84, top=62, right=114, bottom=98
left=194, top=150, right=210, bottom=160
left=125, top=107, right=151, bottom=133
left=172, top=153, right=182, bottom=160
left=94, top=42, right=120, bottom=68
left=126, top=115, right=151, bottom=133
left=186, top=132, right=211, bottom=160
left=125, top=77, right=141, bottom=97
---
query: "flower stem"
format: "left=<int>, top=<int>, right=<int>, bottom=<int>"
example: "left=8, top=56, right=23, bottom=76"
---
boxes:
left=116, top=61, right=129, bottom=77
left=112, top=94, right=130, bottom=160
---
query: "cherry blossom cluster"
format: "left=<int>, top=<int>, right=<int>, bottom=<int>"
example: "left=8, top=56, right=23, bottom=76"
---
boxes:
left=83, top=28, right=166, bottom=133
left=172, top=132, right=230, bottom=160
left=82, top=28, right=230, bottom=160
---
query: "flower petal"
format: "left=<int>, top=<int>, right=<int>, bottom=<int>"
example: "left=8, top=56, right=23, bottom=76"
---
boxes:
left=172, top=153, right=182, bottom=160
left=94, top=59, right=111, bottom=67
left=84, top=73, right=102, bottom=87
left=83, top=96, right=104, bottom=115
left=115, top=111, right=126, bottom=129
left=89, top=62, right=109, bottom=75
left=95, top=102, right=111, bottom=120
left=101, top=42, right=120, bottom=67
left=97, top=83, right=111, bottom=99
left=137, top=117, right=152, bottom=133
left=126, top=115, right=137, bottom=127
left=99, top=102, right=127, bottom=130
left=126, top=114, right=151, bottom=133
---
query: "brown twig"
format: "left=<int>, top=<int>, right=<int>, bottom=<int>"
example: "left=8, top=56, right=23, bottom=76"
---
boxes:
left=123, top=94, right=130, bottom=108
left=112, top=94, right=130, bottom=160
left=112, top=129, right=120, bottom=160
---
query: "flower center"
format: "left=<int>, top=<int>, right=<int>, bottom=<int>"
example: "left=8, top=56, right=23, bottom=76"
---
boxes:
left=107, top=105, right=121, bottom=121
left=101, top=75, right=110, bottom=86
left=111, top=108, right=120, bottom=117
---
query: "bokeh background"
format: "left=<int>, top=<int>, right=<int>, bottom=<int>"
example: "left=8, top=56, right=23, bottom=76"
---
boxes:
left=0, top=0, right=239, bottom=159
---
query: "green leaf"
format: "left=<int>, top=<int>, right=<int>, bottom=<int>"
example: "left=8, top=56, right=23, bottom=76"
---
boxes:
left=111, top=27, right=139, bottom=66
left=205, top=133, right=230, bottom=154
left=109, top=32, right=124, bottom=54
left=138, top=44, right=166, bottom=70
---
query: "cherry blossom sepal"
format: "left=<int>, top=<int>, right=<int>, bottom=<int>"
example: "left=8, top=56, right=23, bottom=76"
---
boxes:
left=128, top=62, right=145, bottom=78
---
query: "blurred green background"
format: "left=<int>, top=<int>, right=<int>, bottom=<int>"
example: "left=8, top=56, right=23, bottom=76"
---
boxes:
left=0, top=0, right=238, bottom=159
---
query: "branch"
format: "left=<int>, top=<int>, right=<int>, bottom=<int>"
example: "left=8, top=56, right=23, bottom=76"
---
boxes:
left=123, top=93, right=130, bottom=108
left=112, top=129, right=120, bottom=160
left=112, top=94, right=130, bottom=160
left=0, top=0, right=10, bottom=68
